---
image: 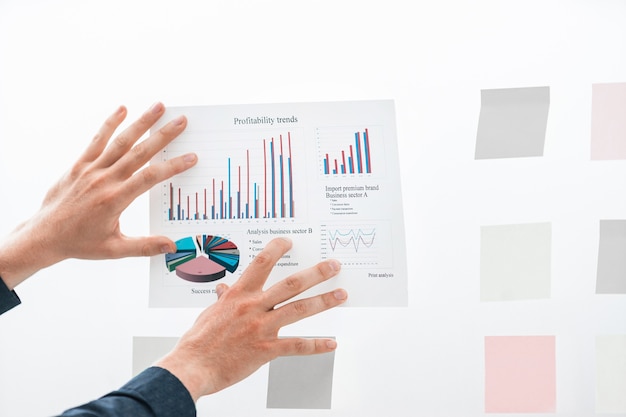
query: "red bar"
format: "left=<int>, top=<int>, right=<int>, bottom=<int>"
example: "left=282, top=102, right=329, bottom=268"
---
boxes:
left=280, top=134, right=284, bottom=217
left=263, top=139, right=267, bottom=218
left=349, top=145, right=354, bottom=174
left=356, top=131, right=362, bottom=173
left=246, top=149, right=250, bottom=216
left=288, top=132, right=294, bottom=217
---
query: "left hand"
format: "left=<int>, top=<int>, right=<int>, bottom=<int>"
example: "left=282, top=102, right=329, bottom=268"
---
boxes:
left=0, top=103, right=196, bottom=288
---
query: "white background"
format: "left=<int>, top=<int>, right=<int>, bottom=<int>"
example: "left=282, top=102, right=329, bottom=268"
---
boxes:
left=1, top=1, right=625, bottom=416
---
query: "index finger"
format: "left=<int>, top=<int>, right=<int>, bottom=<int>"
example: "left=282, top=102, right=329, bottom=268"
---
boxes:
left=236, top=237, right=292, bottom=292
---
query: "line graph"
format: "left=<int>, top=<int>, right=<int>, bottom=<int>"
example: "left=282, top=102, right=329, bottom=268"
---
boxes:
left=327, top=228, right=376, bottom=252
left=320, top=222, right=393, bottom=268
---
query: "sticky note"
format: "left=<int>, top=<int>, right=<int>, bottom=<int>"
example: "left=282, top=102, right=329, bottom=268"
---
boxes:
left=591, top=82, right=626, bottom=160
left=596, top=335, right=626, bottom=413
left=267, top=344, right=335, bottom=409
left=485, top=335, right=556, bottom=413
left=596, top=219, right=626, bottom=294
left=475, top=86, right=550, bottom=159
left=480, top=222, right=552, bottom=301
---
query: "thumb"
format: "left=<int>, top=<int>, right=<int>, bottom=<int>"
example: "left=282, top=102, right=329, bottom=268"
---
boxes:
left=216, top=283, right=229, bottom=299
left=120, top=236, right=177, bottom=257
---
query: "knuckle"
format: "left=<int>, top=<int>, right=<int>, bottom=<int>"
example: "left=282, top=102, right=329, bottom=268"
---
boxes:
left=140, top=243, right=153, bottom=257
left=167, top=157, right=185, bottom=175
left=321, top=292, right=337, bottom=308
left=252, top=251, right=274, bottom=268
left=91, top=132, right=104, bottom=145
left=130, top=142, right=148, bottom=160
left=68, top=162, right=85, bottom=180
left=283, top=276, right=302, bottom=292
left=315, top=262, right=330, bottom=278
left=293, top=339, right=309, bottom=354
left=139, top=166, right=159, bottom=185
left=273, top=237, right=292, bottom=252
left=233, top=297, right=257, bottom=316
left=113, top=133, right=129, bottom=149
left=139, top=112, right=155, bottom=127
left=86, top=172, right=109, bottom=193
left=291, top=299, right=309, bottom=315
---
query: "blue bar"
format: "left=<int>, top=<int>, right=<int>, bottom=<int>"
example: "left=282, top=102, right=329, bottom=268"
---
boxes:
left=279, top=153, right=284, bottom=218
left=220, top=189, right=224, bottom=219
left=237, top=191, right=241, bottom=219
left=355, top=132, right=362, bottom=173
left=228, top=158, right=232, bottom=219
left=363, top=130, right=371, bottom=173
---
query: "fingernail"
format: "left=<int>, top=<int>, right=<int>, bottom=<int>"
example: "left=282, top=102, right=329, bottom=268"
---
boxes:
left=328, top=259, right=341, bottom=272
left=326, top=340, right=337, bottom=349
left=333, top=289, right=347, bottom=301
left=151, top=102, right=164, bottom=114
left=172, top=115, right=186, bottom=126
left=161, top=244, right=174, bottom=254
left=183, top=153, right=197, bottom=163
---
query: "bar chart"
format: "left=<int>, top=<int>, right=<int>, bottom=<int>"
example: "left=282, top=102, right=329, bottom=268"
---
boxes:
left=317, top=126, right=380, bottom=176
left=163, top=130, right=298, bottom=222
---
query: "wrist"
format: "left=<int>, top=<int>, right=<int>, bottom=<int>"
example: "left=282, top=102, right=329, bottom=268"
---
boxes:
left=0, top=218, right=62, bottom=290
left=155, top=346, right=219, bottom=403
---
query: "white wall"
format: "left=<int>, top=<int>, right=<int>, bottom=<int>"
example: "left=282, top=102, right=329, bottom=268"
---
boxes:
left=1, top=1, right=625, bottom=416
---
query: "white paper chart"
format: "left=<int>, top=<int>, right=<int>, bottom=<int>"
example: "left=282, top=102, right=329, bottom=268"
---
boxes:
left=149, top=100, right=407, bottom=308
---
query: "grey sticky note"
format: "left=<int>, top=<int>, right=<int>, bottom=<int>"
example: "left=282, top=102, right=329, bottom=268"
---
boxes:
left=267, top=343, right=335, bottom=409
left=596, top=220, right=626, bottom=294
left=475, top=86, right=550, bottom=159
left=480, top=223, right=552, bottom=301
left=132, top=336, right=179, bottom=376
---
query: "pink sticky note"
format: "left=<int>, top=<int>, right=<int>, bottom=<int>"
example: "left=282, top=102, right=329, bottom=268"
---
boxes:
left=485, top=336, right=556, bottom=413
left=591, top=82, right=626, bottom=160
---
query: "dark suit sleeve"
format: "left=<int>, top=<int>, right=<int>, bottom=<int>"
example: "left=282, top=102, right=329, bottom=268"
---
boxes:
left=2, top=277, right=196, bottom=416
left=58, top=367, right=196, bottom=417
left=0, top=275, right=21, bottom=315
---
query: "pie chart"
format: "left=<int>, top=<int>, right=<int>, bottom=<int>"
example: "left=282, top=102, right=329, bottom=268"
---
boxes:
left=165, top=235, right=240, bottom=283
